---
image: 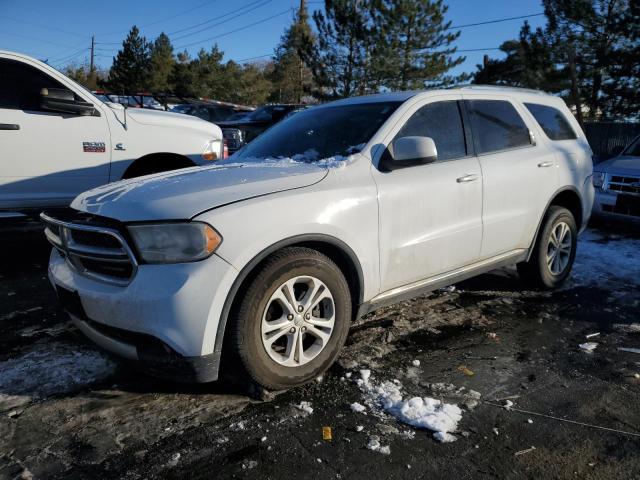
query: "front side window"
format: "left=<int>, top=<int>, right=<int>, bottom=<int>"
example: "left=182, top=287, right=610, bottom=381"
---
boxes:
left=394, top=101, right=467, bottom=161
left=524, top=103, right=577, bottom=141
left=232, top=102, right=402, bottom=162
left=0, top=58, right=67, bottom=111
left=466, top=100, right=531, bottom=154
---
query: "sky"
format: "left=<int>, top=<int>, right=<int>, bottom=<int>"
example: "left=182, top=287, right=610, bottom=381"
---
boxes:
left=0, top=0, right=546, bottom=77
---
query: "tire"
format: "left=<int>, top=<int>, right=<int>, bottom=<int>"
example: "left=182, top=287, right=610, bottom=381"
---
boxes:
left=517, top=206, right=578, bottom=289
left=228, top=247, right=352, bottom=390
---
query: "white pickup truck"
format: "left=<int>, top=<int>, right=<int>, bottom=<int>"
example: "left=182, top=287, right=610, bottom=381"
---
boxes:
left=0, top=50, right=224, bottom=220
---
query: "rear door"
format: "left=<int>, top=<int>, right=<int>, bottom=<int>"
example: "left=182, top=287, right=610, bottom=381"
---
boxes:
left=462, top=95, right=558, bottom=257
left=0, top=57, right=111, bottom=210
left=372, top=95, right=484, bottom=291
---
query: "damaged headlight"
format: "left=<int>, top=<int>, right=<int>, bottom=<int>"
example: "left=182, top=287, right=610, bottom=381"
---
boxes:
left=128, top=222, right=222, bottom=264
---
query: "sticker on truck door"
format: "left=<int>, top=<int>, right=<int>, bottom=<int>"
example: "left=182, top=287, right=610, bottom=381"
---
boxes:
left=82, top=142, right=106, bottom=153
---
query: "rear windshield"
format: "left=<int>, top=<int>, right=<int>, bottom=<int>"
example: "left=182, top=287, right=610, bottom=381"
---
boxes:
left=233, top=102, right=402, bottom=162
left=524, top=103, right=577, bottom=141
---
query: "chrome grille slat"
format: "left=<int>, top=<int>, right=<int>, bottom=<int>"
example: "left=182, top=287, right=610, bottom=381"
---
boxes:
left=41, top=213, right=137, bottom=286
left=605, top=174, right=640, bottom=197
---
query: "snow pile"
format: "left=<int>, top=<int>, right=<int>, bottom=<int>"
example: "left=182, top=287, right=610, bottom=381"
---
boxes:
left=573, top=230, right=640, bottom=287
left=354, top=370, right=463, bottom=443
left=0, top=342, right=115, bottom=408
left=294, top=401, right=314, bottom=415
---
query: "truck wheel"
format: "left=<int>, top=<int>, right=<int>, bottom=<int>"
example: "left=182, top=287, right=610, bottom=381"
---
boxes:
left=229, top=247, right=351, bottom=390
left=517, top=206, right=577, bottom=289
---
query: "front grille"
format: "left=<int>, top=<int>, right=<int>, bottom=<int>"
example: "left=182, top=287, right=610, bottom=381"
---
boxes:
left=42, top=213, right=137, bottom=286
left=606, top=175, right=640, bottom=196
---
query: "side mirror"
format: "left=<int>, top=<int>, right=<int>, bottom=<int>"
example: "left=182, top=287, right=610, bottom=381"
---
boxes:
left=384, top=136, right=438, bottom=170
left=40, top=88, right=97, bottom=116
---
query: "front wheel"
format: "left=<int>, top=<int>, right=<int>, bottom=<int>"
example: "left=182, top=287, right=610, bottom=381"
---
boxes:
left=228, top=247, right=352, bottom=390
left=517, top=206, right=578, bottom=289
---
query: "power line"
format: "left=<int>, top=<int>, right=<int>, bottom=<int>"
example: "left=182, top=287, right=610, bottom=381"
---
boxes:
left=0, top=16, right=89, bottom=39
left=169, top=0, right=269, bottom=37
left=175, top=7, right=293, bottom=49
left=96, top=0, right=220, bottom=36
left=448, top=12, right=544, bottom=30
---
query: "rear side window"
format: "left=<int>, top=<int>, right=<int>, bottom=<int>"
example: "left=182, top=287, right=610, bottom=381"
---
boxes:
left=395, top=101, right=467, bottom=161
left=466, top=100, right=531, bottom=154
left=0, top=58, right=67, bottom=111
left=524, top=103, right=577, bottom=140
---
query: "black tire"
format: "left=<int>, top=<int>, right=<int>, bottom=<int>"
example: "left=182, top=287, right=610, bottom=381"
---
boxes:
left=517, top=206, right=577, bottom=289
left=228, top=247, right=352, bottom=390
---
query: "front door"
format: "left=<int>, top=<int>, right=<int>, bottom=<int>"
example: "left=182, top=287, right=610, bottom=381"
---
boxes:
left=0, top=57, right=110, bottom=210
left=372, top=96, right=484, bottom=292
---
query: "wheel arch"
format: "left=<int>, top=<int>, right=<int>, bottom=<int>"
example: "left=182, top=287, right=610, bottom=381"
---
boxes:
left=212, top=234, right=365, bottom=372
left=122, top=152, right=196, bottom=179
left=527, top=186, right=583, bottom=261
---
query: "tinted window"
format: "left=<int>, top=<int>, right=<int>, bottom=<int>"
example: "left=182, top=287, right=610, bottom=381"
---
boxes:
left=524, top=103, right=577, bottom=141
left=0, top=59, right=67, bottom=111
left=232, top=102, right=401, bottom=161
left=395, top=101, right=467, bottom=161
left=466, top=100, right=531, bottom=154
left=623, top=136, right=640, bottom=156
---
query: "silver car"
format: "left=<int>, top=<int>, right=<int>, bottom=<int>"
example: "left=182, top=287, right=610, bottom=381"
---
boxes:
left=592, top=135, right=640, bottom=223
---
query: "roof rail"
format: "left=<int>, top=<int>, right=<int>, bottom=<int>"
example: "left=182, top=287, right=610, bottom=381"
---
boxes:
left=452, top=84, right=551, bottom=96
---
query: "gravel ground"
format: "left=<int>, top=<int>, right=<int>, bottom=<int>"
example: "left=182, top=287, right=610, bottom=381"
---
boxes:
left=0, top=226, right=639, bottom=479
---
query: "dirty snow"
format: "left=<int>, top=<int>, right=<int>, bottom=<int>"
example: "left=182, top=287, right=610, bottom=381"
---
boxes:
left=294, top=401, right=314, bottom=415
left=367, top=436, right=391, bottom=454
left=579, top=342, right=598, bottom=352
left=353, top=370, right=463, bottom=443
left=0, top=342, right=115, bottom=409
left=573, top=230, right=640, bottom=287
left=350, top=402, right=367, bottom=413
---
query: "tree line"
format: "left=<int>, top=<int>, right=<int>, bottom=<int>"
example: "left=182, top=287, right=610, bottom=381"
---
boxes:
left=64, top=0, right=639, bottom=122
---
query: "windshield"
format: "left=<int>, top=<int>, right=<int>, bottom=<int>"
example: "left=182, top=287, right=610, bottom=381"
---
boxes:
left=623, top=136, right=640, bottom=157
left=233, top=102, right=401, bottom=162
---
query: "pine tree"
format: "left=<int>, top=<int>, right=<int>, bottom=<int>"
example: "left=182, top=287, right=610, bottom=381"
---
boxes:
left=303, top=0, right=373, bottom=98
left=271, top=0, right=315, bottom=102
left=108, top=26, right=152, bottom=93
left=370, top=0, right=464, bottom=90
left=149, top=33, right=175, bottom=93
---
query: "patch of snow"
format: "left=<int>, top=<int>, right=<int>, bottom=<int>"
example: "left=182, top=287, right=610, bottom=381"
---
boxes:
left=579, top=342, right=598, bottom=352
left=167, top=453, right=181, bottom=467
left=0, top=342, right=115, bottom=408
left=573, top=230, right=640, bottom=287
left=217, top=152, right=359, bottom=170
left=366, top=436, right=390, bottom=454
left=354, top=370, right=463, bottom=441
left=411, top=359, right=421, bottom=367
left=350, top=402, right=366, bottom=413
left=356, top=425, right=364, bottom=432
left=294, top=401, right=314, bottom=415
left=433, top=432, right=457, bottom=443
left=242, top=460, right=258, bottom=470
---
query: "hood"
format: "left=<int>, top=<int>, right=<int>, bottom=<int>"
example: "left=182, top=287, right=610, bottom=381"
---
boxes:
left=71, top=163, right=328, bottom=222
left=595, top=155, right=640, bottom=177
left=117, top=107, right=220, bottom=135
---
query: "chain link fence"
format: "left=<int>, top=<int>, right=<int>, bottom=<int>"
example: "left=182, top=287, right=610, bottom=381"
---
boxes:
left=584, top=122, right=640, bottom=162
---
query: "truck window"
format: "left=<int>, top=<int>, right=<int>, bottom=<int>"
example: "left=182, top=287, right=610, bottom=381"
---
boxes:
left=395, top=101, right=467, bottom=161
left=524, top=103, right=577, bottom=141
left=0, top=58, right=67, bottom=111
left=466, top=99, right=532, bottom=154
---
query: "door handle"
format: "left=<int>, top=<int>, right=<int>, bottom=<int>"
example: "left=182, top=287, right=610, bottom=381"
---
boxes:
left=0, top=123, right=19, bottom=130
left=456, top=174, right=479, bottom=183
left=538, top=161, right=554, bottom=168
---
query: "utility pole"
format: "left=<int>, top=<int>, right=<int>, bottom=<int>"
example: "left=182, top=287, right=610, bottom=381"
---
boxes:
left=90, top=35, right=95, bottom=73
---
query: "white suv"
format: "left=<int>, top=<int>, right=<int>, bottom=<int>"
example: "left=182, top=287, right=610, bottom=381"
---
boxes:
left=44, top=86, right=594, bottom=389
left=0, top=51, right=223, bottom=220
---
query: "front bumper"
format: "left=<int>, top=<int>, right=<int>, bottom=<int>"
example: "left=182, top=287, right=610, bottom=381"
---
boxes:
left=48, top=248, right=239, bottom=382
left=592, top=189, right=640, bottom=224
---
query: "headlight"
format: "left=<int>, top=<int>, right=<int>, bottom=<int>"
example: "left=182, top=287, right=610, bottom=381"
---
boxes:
left=128, top=222, right=222, bottom=264
left=592, top=171, right=605, bottom=188
left=202, top=139, right=222, bottom=161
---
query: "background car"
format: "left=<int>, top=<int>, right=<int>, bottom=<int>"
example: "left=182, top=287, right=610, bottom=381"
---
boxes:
left=592, top=134, right=640, bottom=224
left=171, top=100, right=254, bottom=123
left=218, top=103, right=304, bottom=153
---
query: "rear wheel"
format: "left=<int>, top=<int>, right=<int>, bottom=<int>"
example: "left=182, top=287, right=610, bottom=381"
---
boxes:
left=228, top=247, right=351, bottom=390
left=517, top=206, right=577, bottom=289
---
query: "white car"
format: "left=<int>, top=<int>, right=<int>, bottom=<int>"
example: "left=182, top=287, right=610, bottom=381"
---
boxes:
left=0, top=51, right=224, bottom=219
left=44, top=86, right=594, bottom=389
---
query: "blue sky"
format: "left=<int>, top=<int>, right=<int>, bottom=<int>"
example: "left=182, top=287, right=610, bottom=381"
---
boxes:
left=0, top=0, right=546, bottom=76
